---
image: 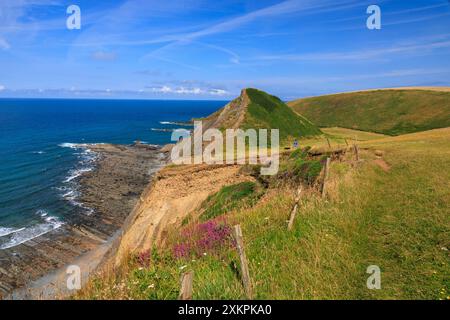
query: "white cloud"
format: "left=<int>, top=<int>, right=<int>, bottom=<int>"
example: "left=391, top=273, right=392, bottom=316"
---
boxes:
left=149, top=86, right=203, bottom=94
left=150, top=85, right=173, bottom=93
left=0, top=84, right=5, bottom=91
left=147, top=85, right=229, bottom=96
left=175, top=87, right=203, bottom=94
left=209, top=88, right=228, bottom=96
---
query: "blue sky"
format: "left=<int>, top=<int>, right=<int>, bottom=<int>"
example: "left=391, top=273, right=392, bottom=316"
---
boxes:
left=0, top=0, right=449, bottom=100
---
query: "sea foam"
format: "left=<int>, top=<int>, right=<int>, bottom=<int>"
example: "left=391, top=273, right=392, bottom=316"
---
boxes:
left=58, top=143, right=98, bottom=215
left=0, top=226, right=26, bottom=238
left=0, top=210, right=63, bottom=250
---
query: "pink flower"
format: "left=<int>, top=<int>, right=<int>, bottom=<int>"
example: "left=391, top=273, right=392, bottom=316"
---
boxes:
left=137, top=249, right=151, bottom=267
left=172, top=218, right=232, bottom=259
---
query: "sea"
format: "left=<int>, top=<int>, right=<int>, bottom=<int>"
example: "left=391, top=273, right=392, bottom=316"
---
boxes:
left=0, top=98, right=224, bottom=250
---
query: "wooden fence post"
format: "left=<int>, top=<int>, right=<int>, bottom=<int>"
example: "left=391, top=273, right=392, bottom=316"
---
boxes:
left=321, top=157, right=331, bottom=198
left=288, top=187, right=302, bottom=230
left=179, top=271, right=193, bottom=300
left=353, top=144, right=359, bottom=161
left=233, top=225, right=253, bottom=299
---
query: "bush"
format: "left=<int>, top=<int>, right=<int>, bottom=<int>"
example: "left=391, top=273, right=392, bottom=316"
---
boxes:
left=289, top=146, right=311, bottom=160
left=293, top=158, right=323, bottom=185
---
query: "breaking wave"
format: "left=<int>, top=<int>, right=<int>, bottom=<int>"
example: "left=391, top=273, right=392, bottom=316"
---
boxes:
left=0, top=210, right=63, bottom=250
left=58, top=143, right=98, bottom=215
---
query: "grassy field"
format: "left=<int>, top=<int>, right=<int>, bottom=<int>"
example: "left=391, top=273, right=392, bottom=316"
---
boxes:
left=288, top=89, right=450, bottom=136
left=282, top=127, right=386, bottom=153
left=76, top=128, right=450, bottom=300
left=321, top=127, right=386, bottom=141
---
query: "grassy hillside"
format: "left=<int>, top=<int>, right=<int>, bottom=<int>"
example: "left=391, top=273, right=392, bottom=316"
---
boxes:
left=288, top=89, right=450, bottom=136
left=76, top=128, right=449, bottom=300
left=242, top=88, right=322, bottom=140
left=203, top=88, right=321, bottom=141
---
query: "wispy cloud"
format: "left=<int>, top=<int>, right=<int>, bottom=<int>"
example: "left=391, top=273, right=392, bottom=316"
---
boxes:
left=0, top=0, right=65, bottom=41
left=333, top=9, right=450, bottom=31
left=1, top=1, right=449, bottom=98
left=329, top=2, right=449, bottom=23
left=140, top=0, right=352, bottom=63
left=230, top=68, right=450, bottom=87
left=255, top=38, right=450, bottom=62
left=382, top=12, right=450, bottom=27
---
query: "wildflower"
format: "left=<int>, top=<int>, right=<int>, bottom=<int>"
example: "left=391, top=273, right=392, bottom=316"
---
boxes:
left=137, top=250, right=151, bottom=267
left=173, top=243, right=190, bottom=259
left=179, top=265, right=187, bottom=270
left=172, top=218, right=232, bottom=259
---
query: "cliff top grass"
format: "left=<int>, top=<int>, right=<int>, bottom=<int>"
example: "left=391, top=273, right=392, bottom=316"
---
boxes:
left=199, top=181, right=264, bottom=222
left=288, top=89, right=450, bottom=136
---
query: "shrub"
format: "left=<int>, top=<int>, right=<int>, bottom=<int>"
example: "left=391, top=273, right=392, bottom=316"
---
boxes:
left=200, top=182, right=263, bottom=221
left=293, top=158, right=323, bottom=185
left=289, top=146, right=311, bottom=160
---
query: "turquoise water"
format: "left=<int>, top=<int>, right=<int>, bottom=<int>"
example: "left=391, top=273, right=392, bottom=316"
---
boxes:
left=0, top=98, right=224, bottom=249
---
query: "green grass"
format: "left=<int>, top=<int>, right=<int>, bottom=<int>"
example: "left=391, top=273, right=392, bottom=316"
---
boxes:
left=288, top=90, right=450, bottom=136
left=243, top=88, right=322, bottom=141
left=321, top=127, right=387, bottom=141
left=200, top=181, right=264, bottom=221
left=76, top=128, right=450, bottom=300
left=276, top=146, right=324, bottom=185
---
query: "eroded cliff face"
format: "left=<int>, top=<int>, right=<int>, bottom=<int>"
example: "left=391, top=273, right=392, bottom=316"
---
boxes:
left=115, top=163, right=254, bottom=265
left=202, top=89, right=250, bottom=131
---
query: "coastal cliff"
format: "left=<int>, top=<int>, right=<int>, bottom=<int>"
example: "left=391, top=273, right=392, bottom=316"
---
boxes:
left=115, top=164, right=254, bottom=265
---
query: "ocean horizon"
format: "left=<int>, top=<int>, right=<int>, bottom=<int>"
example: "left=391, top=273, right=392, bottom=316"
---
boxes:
left=0, top=98, right=225, bottom=250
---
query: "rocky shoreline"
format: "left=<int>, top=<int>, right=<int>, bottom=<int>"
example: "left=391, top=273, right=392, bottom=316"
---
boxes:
left=0, top=142, right=169, bottom=299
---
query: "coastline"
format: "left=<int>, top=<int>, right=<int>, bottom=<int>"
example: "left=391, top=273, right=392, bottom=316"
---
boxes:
left=1, top=142, right=169, bottom=299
